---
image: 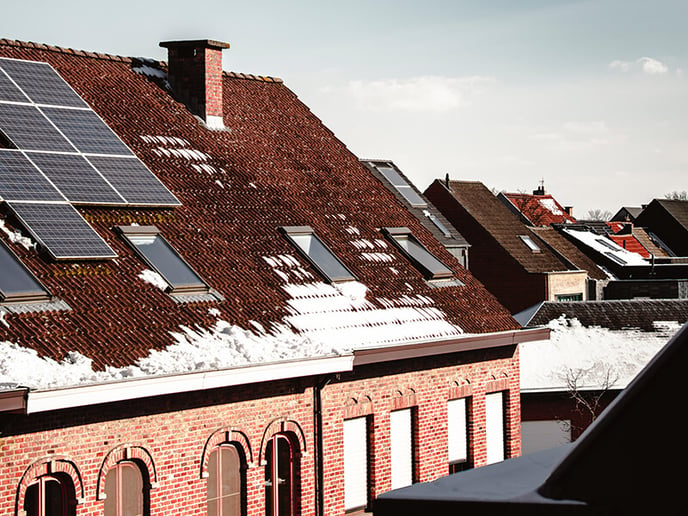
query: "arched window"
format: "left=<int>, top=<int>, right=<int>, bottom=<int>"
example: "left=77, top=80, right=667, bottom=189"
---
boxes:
left=104, top=461, right=148, bottom=516
left=264, top=432, right=300, bottom=516
left=23, top=473, right=76, bottom=516
left=207, top=443, right=246, bottom=516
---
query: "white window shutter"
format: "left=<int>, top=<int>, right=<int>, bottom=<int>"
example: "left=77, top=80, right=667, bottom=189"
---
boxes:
left=390, top=408, right=413, bottom=489
left=485, top=392, right=505, bottom=464
left=344, top=417, right=368, bottom=510
left=447, top=398, right=467, bottom=463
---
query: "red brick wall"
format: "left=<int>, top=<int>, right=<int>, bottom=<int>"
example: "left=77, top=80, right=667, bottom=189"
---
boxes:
left=0, top=348, right=519, bottom=516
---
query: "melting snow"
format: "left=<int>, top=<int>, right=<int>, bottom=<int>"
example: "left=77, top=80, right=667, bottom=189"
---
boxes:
left=0, top=218, right=35, bottom=250
left=138, top=269, right=168, bottom=291
left=539, top=198, right=564, bottom=216
left=520, top=315, right=680, bottom=392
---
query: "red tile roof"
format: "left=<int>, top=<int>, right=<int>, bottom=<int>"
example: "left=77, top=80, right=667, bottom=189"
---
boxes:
left=502, top=192, right=576, bottom=226
left=0, top=39, right=518, bottom=373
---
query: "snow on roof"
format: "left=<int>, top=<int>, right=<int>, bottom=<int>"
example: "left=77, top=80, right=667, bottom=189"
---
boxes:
left=539, top=198, right=564, bottom=216
left=0, top=278, right=463, bottom=391
left=520, top=316, right=679, bottom=392
left=561, top=227, right=648, bottom=266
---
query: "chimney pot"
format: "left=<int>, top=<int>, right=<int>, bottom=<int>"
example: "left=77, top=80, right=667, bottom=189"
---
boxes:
left=160, top=39, right=230, bottom=129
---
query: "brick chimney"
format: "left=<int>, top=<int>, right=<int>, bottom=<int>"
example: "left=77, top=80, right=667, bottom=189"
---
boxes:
left=159, top=39, right=230, bottom=130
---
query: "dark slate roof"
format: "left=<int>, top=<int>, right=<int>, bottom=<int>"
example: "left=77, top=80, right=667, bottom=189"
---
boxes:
left=0, top=39, right=518, bottom=372
left=375, top=322, right=688, bottom=514
left=610, top=206, right=642, bottom=223
left=520, top=299, right=688, bottom=330
left=528, top=227, right=608, bottom=281
left=360, top=160, right=469, bottom=249
left=499, top=192, right=576, bottom=226
left=439, top=181, right=572, bottom=274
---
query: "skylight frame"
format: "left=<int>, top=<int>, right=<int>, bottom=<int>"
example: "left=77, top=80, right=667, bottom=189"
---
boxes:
left=0, top=239, right=51, bottom=303
left=368, top=162, right=428, bottom=208
left=117, top=225, right=210, bottom=295
left=382, top=227, right=454, bottom=281
left=280, top=226, right=356, bottom=283
left=519, top=235, right=541, bottom=253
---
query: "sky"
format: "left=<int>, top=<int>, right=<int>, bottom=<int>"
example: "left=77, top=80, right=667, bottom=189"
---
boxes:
left=3, top=0, right=687, bottom=216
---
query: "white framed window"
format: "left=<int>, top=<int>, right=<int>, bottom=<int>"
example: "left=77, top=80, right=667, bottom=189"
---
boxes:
left=343, top=417, right=369, bottom=511
left=485, top=392, right=506, bottom=465
left=390, top=408, right=414, bottom=489
left=447, top=398, right=470, bottom=473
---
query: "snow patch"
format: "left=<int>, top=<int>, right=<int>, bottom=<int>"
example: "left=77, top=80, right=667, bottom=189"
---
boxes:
left=520, top=315, right=680, bottom=391
left=138, top=269, right=168, bottom=291
left=0, top=218, right=35, bottom=250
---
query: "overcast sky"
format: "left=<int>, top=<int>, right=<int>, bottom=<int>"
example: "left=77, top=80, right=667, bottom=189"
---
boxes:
left=3, top=0, right=687, bottom=216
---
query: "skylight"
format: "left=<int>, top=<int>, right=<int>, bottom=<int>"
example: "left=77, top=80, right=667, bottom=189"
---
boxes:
left=117, top=225, right=209, bottom=294
left=0, top=239, right=50, bottom=303
left=424, top=210, right=452, bottom=238
left=373, top=164, right=427, bottom=208
left=596, top=238, right=620, bottom=251
left=280, top=226, right=356, bottom=283
left=519, top=235, right=541, bottom=253
left=383, top=227, right=453, bottom=280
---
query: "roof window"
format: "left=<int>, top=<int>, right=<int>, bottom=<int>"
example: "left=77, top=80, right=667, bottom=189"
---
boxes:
left=0, top=239, right=50, bottom=303
left=370, top=163, right=427, bottom=208
left=383, top=227, right=453, bottom=280
left=519, top=235, right=541, bottom=253
left=280, top=226, right=355, bottom=283
left=117, top=225, right=210, bottom=295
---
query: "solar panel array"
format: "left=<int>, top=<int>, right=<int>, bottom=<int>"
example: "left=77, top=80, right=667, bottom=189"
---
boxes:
left=0, top=57, right=180, bottom=259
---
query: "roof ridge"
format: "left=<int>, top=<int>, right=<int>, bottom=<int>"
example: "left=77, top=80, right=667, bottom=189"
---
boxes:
left=0, top=38, right=283, bottom=83
left=0, top=37, right=132, bottom=63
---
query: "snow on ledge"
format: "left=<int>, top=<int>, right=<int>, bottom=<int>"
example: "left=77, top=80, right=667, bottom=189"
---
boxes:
left=138, top=269, right=168, bottom=291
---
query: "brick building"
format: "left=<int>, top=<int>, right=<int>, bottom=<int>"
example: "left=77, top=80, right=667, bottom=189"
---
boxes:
left=0, top=38, right=546, bottom=516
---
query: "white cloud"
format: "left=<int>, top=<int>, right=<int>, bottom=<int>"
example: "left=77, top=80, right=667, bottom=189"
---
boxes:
left=608, top=57, right=669, bottom=75
left=340, top=75, right=495, bottom=113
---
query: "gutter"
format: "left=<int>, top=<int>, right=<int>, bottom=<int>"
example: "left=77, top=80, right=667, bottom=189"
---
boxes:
left=2, top=327, right=549, bottom=414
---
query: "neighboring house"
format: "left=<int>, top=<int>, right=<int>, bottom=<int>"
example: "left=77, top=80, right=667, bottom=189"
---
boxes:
left=516, top=299, right=688, bottom=449
left=373, top=321, right=688, bottom=515
left=610, top=206, right=642, bottom=223
left=0, top=38, right=547, bottom=516
left=634, top=198, right=688, bottom=257
left=424, top=179, right=589, bottom=314
left=555, top=224, right=688, bottom=299
left=497, top=185, right=576, bottom=227
left=360, top=160, right=470, bottom=268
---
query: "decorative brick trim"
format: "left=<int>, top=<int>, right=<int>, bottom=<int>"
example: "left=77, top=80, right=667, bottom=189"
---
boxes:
left=200, top=427, right=254, bottom=478
left=486, top=373, right=510, bottom=393
left=258, top=418, right=308, bottom=465
left=343, top=395, right=374, bottom=419
left=96, top=445, right=157, bottom=501
left=15, top=456, right=84, bottom=515
left=449, top=379, right=473, bottom=399
left=390, top=388, right=417, bottom=411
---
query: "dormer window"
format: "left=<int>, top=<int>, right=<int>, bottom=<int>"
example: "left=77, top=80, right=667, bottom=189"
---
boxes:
left=117, top=225, right=210, bottom=295
left=0, top=239, right=50, bottom=303
left=383, top=227, right=453, bottom=280
left=280, top=226, right=355, bottom=283
left=519, top=235, right=541, bottom=253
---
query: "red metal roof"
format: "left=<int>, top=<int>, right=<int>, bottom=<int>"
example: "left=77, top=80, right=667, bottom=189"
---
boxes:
left=0, top=39, right=518, bottom=373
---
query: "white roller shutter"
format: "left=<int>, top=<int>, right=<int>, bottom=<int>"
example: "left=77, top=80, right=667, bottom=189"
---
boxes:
left=485, top=392, right=505, bottom=464
left=447, top=398, right=468, bottom=464
left=344, top=417, right=368, bottom=510
left=390, top=408, right=413, bottom=489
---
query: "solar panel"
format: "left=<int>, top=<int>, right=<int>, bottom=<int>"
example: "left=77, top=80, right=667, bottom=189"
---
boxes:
left=377, top=166, right=428, bottom=207
left=7, top=202, right=116, bottom=259
left=42, top=107, right=133, bottom=156
left=0, top=103, right=74, bottom=152
left=87, top=156, right=180, bottom=206
left=0, top=68, right=29, bottom=103
left=26, top=152, right=125, bottom=205
left=0, top=57, right=88, bottom=108
left=0, top=150, right=64, bottom=202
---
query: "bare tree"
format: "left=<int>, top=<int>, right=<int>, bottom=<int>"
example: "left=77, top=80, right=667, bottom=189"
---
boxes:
left=585, top=209, right=612, bottom=221
left=564, top=365, right=619, bottom=436
left=665, top=190, right=688, bottom=200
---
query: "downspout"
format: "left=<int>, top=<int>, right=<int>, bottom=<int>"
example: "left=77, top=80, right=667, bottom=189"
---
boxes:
left=313, top=374, right=334, bottom=516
